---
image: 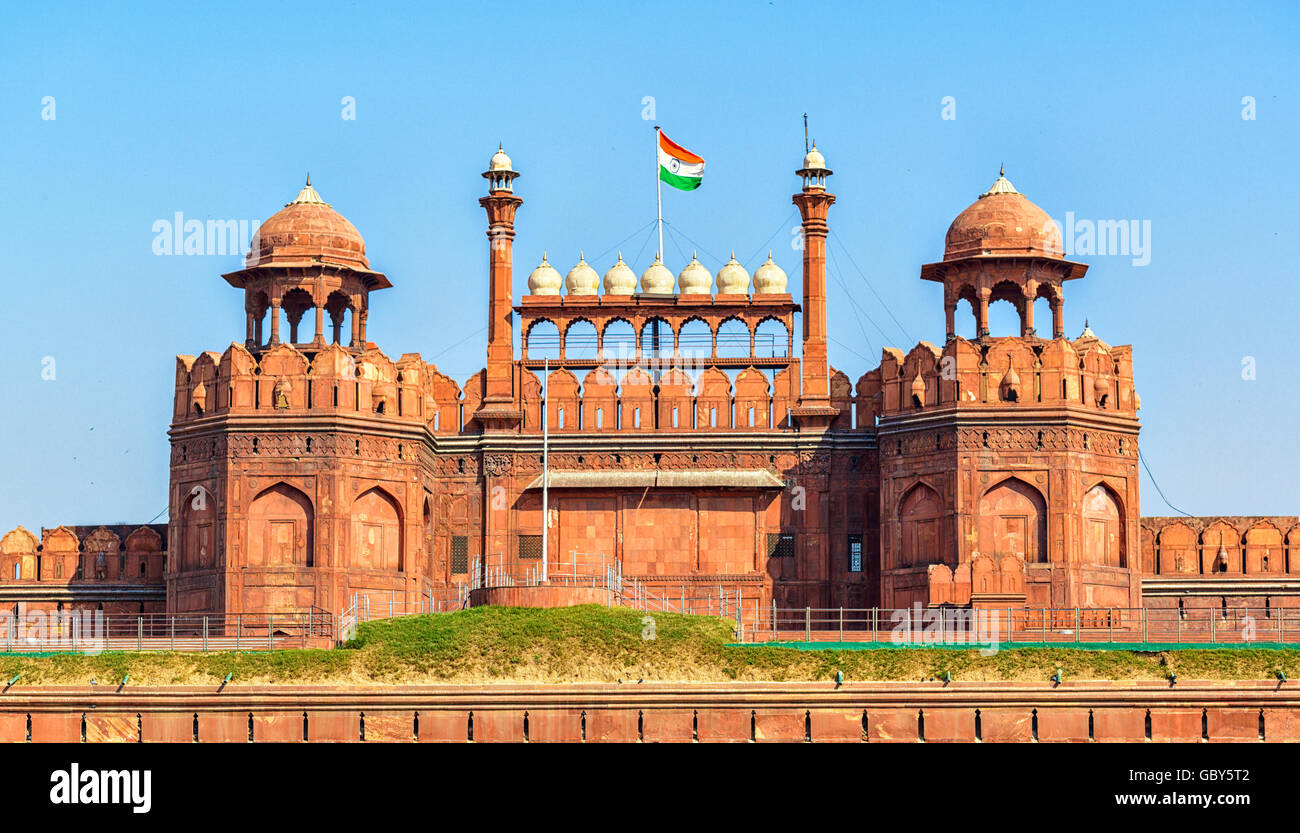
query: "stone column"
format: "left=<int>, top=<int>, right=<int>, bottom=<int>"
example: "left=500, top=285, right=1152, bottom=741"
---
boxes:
left=269, top=299, right=281, bottom=344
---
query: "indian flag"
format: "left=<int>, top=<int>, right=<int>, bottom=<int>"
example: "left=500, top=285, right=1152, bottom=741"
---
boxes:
left=658, top=131, right=704, bottom=191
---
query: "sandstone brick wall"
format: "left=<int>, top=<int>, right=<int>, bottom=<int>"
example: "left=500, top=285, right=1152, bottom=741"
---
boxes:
left=1, top=682, right=1296, bottom=743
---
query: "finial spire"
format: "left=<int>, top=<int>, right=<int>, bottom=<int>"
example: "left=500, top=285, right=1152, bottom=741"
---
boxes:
left=306, top=172, right=311, bottom=186
left=999, top=163, right=1004, bottom=177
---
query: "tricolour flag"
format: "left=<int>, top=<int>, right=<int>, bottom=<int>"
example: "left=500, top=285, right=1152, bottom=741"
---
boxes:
left=658, top=131, right=705, bottom=191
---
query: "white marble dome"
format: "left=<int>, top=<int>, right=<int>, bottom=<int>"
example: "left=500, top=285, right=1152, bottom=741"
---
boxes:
left=565, top=252, right=599, bottom=295
left=753, top=251, right=788, bottom=294
left=716, top=252, right=750, bottom=294
left=527, top=253, right=562, bottom=295
left=603, top=253, right=636, bottom=295
left=640, top=253, right=675, bottom=294
left=677, top=252, right=713, bottom=294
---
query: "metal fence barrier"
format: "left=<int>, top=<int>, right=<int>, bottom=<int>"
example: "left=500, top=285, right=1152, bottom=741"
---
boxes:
left=704, top=606, right=1300, bottom=645
left=0, top=609, right=337, bottom=653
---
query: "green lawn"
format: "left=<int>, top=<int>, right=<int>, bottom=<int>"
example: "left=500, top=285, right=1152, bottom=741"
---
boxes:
left=0, top=605, right=1297, bottom=685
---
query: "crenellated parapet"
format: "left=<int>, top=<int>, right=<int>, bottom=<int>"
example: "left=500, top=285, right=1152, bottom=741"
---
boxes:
left=876, top=333, right=1138, bottom=418
left=1140, top=516, right=1300, bottom=577
left=173, top=342, right=464, bottom=429
left=0, top=524, right=166, bottom=613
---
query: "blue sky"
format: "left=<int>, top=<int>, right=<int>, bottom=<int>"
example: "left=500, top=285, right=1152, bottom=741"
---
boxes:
left=0, top=0, right=1296, bottom=532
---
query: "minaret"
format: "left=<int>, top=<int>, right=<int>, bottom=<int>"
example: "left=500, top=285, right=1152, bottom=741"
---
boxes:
left=477, top=145, right=524, bottom=429
left=790, top=143, right=839, bottom=428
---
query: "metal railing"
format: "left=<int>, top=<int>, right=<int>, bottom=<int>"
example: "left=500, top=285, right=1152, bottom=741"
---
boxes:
left=471, top=551, right=623, bottom=593
left=346, top=587, right=468, bottom=623
left=0, top=610, right=336, bottom=653
left=722, top=606, right=1300, bottom=645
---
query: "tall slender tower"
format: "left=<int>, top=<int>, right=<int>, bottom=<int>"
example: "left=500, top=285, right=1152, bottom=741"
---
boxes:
left=477, top=145, right=524, bottom=430
left=790, top=144, right=839, bottom=429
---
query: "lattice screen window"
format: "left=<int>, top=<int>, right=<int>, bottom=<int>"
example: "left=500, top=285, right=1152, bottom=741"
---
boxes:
left=767, top=533, right=795, bottom=559
left=518, top=534, right=543, bottom=561
left=848, top=534, right=863, bottom=573
left=451, top=536, right=468, bottom=574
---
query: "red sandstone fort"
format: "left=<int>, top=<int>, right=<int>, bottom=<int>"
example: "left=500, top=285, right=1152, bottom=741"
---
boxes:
left=2, top=145, right=1295, bottom=621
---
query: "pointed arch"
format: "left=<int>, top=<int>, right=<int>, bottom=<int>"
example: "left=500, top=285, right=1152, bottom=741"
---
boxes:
left=181, top=485, right=218, bottom=571
left=248, top=483, right=314, bottom=567
left=351, top=486, right=403, bottom=571
left=1081, top=482, right=1125, bottom=568
left=979, top=477, right=1048, bottom=564
left=898, top=482, right=948, bottom=569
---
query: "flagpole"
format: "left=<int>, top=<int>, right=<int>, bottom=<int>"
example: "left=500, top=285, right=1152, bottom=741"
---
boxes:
left=655, top=125, right=663, bottom=262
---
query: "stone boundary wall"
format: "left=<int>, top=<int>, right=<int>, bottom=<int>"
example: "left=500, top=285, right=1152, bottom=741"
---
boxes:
left=0, top=681, right=1296, bottom=742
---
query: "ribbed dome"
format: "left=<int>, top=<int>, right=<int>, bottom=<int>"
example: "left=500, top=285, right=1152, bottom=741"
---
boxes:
left=640, top=253, right=674, bottom=294
left=802, top=144, right=827, bottom=170
left=944, top=170, right=1062, bottom=262
left=753, top=251, right=788, bottom=294
left=603, top=253, right=636, bottom=295
left=527, top=253, right=562, bottom=295
left=488, top=144, right=513, bottom=172
left=565, top=252, right=599, bottom=295
left=716, top=251, right=750, bottom=294
left=248, top=178, right=369, bottom=269
left=677, top=252, right=713, bottom=294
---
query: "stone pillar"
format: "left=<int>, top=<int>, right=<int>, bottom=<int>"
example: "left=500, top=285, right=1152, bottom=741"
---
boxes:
left=944, top=301, right=957, bottom=339
left=976, top=290, right=990, bottom=338
left=314, top=304, right=325, bottom=345
left=269, top=299, right=281, bottom=344
left=479, top=185, right=524, bottom=414
left=792, top=185, right=835, bottom=407
left=1022, top=293, right=1035, bottom=336
left=1052, top=296, right=1064, bottom=339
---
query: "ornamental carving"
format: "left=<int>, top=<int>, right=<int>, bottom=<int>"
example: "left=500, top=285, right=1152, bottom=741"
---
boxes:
left=797, top=451, right=830, bottom=474
left=483, top=454, right=512, bottom=476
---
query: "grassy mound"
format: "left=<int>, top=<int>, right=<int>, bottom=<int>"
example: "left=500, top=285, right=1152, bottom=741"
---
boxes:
left=0, top=605, right=1297, bottom=685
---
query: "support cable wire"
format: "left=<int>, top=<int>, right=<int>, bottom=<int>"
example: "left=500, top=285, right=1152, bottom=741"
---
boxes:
left=828, top=336, right=874, bottom=365
left=743, top=211, right=800, bottom=272
left=428, top=326, right=488, bottom=360
left=662, top=221, right=725, bottom=268
left=629, top=221, right=660, bottom=273
left=1138, top=450, right=1194, bottom=517
left=662, top=222, right=692, bottom=268
left=591, top=218, right=659, bottom=266
left=828, top=245, right=901, bottom=351
left=829, top=230, right=915, bottom=345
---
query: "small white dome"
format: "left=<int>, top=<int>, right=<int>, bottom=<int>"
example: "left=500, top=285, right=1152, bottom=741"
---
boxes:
left=565, top=252, right=599, bottom=295
left=527, top=253, right=562, bottom=295
left=677, top=251, right=713, bottom=294
left=489, top=144, right=513, bottom=172
left=716, top=251, right=750, bottom=294
left=802, top=144, right=827, bottom=170
left=753, top=251, right=788, bottom=294
left=603, top=253, right=636, bottom=295
left=640, top=253, right=675, bottom=294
